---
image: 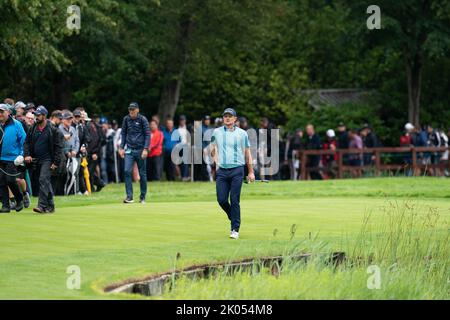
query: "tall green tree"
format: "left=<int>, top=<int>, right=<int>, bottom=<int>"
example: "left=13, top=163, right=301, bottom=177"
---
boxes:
left=352, top=0, right=450, bottom=126
left=155, top=0, right=279, bottom=121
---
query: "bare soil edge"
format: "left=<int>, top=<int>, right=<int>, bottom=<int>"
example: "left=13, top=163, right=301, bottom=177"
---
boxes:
left=104, top=252, right=346, bottom=296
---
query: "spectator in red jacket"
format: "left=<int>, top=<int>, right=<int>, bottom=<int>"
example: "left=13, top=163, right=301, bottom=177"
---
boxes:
left=147, top=119, right=164, bottom=181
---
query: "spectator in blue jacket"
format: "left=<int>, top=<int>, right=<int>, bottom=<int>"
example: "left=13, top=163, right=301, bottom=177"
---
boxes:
left=162, top=117, right=179, bottom=181
left=119, top=102, right=150, bottom=203
left=0, top=104, right=26, bottom=212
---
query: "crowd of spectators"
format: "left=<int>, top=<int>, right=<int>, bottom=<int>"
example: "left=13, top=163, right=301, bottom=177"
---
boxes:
left=1, top=97, right=449, bottom=213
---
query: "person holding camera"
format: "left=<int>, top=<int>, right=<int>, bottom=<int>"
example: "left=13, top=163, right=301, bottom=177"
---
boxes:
left=24, top=106, right=63, bottom=214
left=0, top=104, right=26, bottom=213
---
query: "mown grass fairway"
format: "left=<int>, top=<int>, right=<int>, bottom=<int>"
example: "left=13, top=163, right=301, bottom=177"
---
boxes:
left=0, top=178, right=448, bottom=299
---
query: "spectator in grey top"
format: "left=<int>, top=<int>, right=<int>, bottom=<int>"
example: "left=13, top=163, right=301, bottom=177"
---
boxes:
left=58, top=111, right=79, bottom=159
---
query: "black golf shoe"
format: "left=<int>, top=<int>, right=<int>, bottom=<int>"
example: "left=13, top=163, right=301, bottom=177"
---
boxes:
left=15, top=201, right=24, bottom=212
left=0, top=207, right=11, bottom=213
left=96, top=182, right=106, bottom=192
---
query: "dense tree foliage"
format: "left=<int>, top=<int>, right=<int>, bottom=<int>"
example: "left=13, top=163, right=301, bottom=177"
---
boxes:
left=0, top=0, right=448, bottom=145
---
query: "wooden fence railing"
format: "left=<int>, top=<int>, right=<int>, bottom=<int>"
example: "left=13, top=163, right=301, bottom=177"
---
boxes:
left=299, top=146, right=450, bottom=180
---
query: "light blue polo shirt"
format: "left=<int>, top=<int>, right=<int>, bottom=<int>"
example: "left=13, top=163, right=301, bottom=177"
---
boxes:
left=211, top=126, right=250, bottom=169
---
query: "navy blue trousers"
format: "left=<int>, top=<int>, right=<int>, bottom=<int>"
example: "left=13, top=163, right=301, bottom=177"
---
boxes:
left=216, top=166, right=244, bottom=232
left=124, top=149, right=147, bottom=200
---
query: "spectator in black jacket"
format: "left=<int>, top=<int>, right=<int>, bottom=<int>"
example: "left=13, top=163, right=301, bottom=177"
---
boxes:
left=305, top=124, right=322, bottom=180
left=119, top=102, right=150, bottom=203
left=426, top=125, right=441, bottom=164
left=87, top=118, right=106, bottom=192
left=360, top=123, right=380, bottom=165
left=337, top=122, right=349, bottom=165
left=24, top=106, right=63, bottom=214
left=285, top=129, right=303, bottom=180
left=72, top=108, right=91, bottom=194
left=49, top=110, right=66, bottom=195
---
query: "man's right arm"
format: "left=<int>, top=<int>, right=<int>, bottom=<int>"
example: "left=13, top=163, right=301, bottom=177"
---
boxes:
left=210, top=130, right=218, bottom=165
left=120, top=117, right=127, bottom=150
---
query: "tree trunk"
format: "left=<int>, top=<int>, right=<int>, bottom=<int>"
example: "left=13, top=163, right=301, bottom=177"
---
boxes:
left=158, top=14, right=193, bottom=122
left=406, top=55, right=422, bottom=127
left=404, top=0, right=430, bottom=128
left=158, top=73, right=184, bottom=121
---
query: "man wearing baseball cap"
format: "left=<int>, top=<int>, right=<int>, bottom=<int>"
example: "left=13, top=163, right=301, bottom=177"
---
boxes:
left=24, top=106, right=63, bottom=213
left=14, top=102, right=26, bottom=120
left=0, top=104, right=26, bottom=213
left=59, top=111, right=80, bottom=195
left=50, top=110, right=63, bottom=127
left=11, top=101, right=31, bottom=208
left=25, top=103, right=35, bottom=113
left=210, top=108, right=255, bottom=239
left=119, top=102, right=150, bottom=203
left=72, top=108, right=90, bottom=195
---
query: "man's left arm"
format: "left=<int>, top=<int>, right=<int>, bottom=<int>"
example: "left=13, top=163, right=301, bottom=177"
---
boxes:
left=142, top=116, right=151, bottom=158
left=244, top=133, right=255, bottom=182
left=245, top=148, right=255, bottom=182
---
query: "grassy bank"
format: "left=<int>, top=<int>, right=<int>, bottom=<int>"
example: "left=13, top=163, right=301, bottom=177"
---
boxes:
left=0, top=178, right=448, bottom=299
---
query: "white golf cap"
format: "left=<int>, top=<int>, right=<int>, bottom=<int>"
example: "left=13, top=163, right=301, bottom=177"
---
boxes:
left=15, top=101, right=26, bottom=110
left=326, top=129, right=336, bottom=138
left=405, top=123, right=414, bottom=131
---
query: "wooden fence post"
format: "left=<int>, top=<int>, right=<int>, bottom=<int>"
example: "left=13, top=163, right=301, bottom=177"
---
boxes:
left=412, top=148, right=417, bottom=176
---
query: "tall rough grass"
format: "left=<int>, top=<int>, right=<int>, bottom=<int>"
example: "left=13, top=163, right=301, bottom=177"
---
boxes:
left=162, top=201, right=449, bottom=299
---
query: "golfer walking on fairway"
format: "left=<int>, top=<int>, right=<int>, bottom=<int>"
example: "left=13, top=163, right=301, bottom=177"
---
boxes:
left=119, top=102, right=150, bottom=203
left=211, top=108, right=255, bottom=239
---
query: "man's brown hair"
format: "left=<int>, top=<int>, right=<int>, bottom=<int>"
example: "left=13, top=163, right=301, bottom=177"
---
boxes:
left=4, top=98, right=14, bottom=105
